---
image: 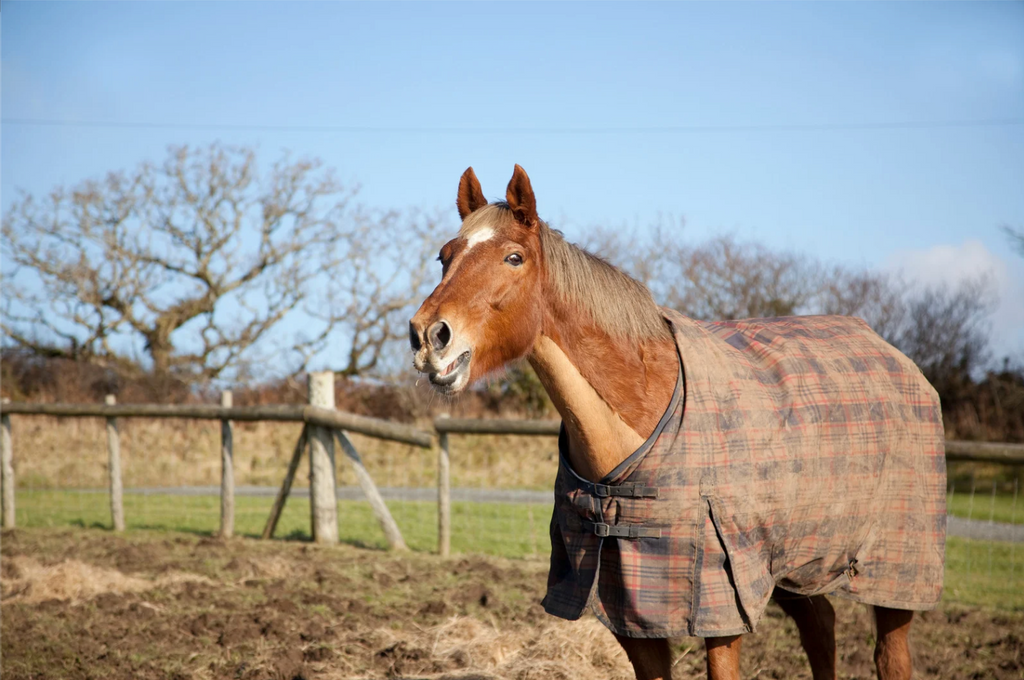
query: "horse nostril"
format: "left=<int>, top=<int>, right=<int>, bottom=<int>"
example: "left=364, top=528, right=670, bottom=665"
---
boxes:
left=429, top=320, right=452, bottom=352
left=409, top=322, right=422, bottom=352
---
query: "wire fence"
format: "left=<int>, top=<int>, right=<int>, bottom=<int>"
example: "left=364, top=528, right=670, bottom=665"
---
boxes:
left=1, top=416, right=558, bottom=558
left=2, top=391, right=1023, bottom=609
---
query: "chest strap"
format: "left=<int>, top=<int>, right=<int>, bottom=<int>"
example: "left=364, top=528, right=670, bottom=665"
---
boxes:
left=578, top=481, right=659, bottom=499
left=583, top=520, right=662, bottom=540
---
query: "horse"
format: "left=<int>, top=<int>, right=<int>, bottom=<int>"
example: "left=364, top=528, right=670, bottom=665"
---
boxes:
left=409, top=165, right=946, bottom=680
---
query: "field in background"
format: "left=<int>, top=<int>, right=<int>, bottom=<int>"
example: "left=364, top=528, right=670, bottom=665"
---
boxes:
left=15, top=491, right=549, bottom=559
left=947, top=490, right=1022, bottom=525
left=8, top=416, right=1022, bottom=524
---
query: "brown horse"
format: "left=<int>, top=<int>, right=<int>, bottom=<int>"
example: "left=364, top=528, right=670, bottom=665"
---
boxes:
left=410, top=165, right=943, bottom=680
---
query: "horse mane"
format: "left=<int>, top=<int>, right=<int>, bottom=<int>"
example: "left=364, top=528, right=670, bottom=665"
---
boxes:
left=460, top=202, right=671, bottom=343
left=538, top=222, right=672, bottom=343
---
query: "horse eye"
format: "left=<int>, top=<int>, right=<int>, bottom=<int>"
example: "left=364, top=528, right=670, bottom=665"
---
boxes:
left=505, top=253, right=524, bottom=267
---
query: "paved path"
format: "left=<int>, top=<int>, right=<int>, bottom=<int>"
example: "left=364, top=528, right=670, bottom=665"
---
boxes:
left=66, top=486, right=1024, bottom=543
left=946, top=515, right=1023, bottom=543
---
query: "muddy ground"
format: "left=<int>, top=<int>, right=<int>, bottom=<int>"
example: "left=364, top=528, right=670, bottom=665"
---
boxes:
left=2, top=528, right=1021, bottom=680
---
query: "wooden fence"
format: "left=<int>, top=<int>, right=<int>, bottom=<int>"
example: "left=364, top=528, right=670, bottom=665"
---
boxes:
left=2, top=386, right=1023, bottom=557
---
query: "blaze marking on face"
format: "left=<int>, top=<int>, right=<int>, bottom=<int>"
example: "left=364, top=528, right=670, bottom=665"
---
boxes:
left=463, top=227, right=495, bottom=251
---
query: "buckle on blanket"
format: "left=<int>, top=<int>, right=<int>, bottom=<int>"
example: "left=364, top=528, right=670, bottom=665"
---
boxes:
left=587, top=482, right=659, bottom=499
left=582, top=521, right=662, bottom=540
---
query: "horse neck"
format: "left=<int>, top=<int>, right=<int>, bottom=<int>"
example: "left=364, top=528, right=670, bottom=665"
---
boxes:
left=527, top=299, right=678, bottom=482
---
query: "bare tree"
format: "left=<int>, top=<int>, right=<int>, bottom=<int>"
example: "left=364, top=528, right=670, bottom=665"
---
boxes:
left=818, top=267, right=908, bottom=343
left=292, top=208, right=445, bottom=378
left=820, top=266, right=995, bottom=393
left=664, top=235, right=824, bottom=320
left=1003, top=225, right=1024, bottom=258
left=584, top=223, right=996, bottom=376
left=893, top=277, right=994, bottom=393
left=579, top=218, right=682, bottom=293
left=586, top=226, right=822, bottom=321
left=2, top=143, right=444, bottom=383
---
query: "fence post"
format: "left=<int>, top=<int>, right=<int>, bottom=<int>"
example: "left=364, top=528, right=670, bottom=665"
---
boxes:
left=219, top=390, right=234, bottom=538
left=308, top=371, right=338, bottom=544
left=105, top=395, right=125, bottom=532
left=262, top=427, right=309, bottom=540
left=2, top=398, right=14, bottom=529
left=334, top=430, right=407, bottom=551
left=437, top=414, right=451, bottom=557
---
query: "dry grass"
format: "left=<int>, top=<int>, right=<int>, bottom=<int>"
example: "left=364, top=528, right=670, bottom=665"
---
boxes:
left=8, top=415, right=560, bottom=490
left=352, top=616, right=634, bottom=680
left=222, top=554, right=296, bottom=581
left=0, top=554, right=212, bottom=604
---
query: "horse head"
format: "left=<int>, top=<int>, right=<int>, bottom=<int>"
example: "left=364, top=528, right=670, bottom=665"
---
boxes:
left=410, top=165, right=545, bottom=394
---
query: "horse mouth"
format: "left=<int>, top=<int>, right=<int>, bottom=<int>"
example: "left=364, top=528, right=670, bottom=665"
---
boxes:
left=429, top=351, right=471, bottom=391
left=425, top=350, right=468, bottom=387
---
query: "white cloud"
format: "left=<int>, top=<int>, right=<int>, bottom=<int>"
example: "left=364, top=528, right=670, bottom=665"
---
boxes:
left=887, top=240, right=1024, bottom=362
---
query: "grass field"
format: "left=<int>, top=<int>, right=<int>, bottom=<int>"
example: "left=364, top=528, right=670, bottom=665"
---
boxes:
left=14, top=489, right=550, bottom=558
left=944, top=537, right=1023, bottom=609
left=948, top=490, right=1022, bottom=525
left=12, top=489, right=1023, bottom=611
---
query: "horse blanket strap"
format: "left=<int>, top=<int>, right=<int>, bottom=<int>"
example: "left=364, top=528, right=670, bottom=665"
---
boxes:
left=542, top=309, right=946, bottom=640
left=578, top=481, right=659, bottom=499
left=582, top=520, right=662, bottom=539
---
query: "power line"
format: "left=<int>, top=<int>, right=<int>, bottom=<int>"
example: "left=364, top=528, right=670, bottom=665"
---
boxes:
left=3, top=117, right=1023, bottom=135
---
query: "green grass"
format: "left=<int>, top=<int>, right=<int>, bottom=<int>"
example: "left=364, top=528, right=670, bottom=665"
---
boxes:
left=13, top=489, right=550, bottom=559
left=11, top=490, right=1024, bottom=610
left=943, top=536, right=1024, bottom=609
left=947, top=490, right=1023, bottom=525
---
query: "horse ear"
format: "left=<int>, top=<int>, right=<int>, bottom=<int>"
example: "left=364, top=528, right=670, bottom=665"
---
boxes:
left=505, top=164, right=538, bottom=228
left=457, top=167, right=487, bottom=220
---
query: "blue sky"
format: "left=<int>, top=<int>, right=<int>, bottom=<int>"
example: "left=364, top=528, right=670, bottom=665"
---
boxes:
left=3, top=1, right=1023, bottom=365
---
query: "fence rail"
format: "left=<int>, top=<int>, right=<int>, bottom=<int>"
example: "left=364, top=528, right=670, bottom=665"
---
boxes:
left=0, top=400, right=432, bottom=448
left=433, top=417, right=561, bottom=436
left=1, top=396, right=1022, bottom=553
left=943, top=440, right=1024, bottom=465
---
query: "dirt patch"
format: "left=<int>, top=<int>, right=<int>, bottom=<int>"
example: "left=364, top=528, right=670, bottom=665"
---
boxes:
left=2, top=527, right=1023, bottom=680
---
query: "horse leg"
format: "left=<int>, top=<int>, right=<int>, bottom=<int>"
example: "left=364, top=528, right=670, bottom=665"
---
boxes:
left=615, top=635, right=673, bottom=680
left=705, top=634, right=742, bottom=680
left=873, top=606, right=913, bottom=680
left=773, top=590, right=836, bottom=679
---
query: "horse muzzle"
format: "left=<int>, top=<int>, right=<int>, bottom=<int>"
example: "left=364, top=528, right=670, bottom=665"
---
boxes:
left=410, top=319, right=474, bottom=394
left=413, top=348, right=472, bottom=395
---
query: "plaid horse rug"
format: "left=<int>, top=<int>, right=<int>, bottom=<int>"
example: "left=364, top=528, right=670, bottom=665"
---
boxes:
left=542, top=310, right=946, bottom=638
